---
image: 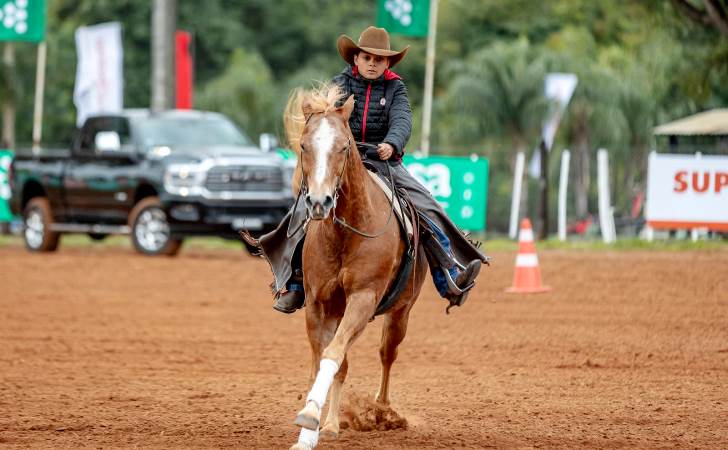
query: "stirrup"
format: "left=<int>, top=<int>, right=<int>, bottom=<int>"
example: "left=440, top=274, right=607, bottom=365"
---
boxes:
left=442, top=268, right=474, bottom=296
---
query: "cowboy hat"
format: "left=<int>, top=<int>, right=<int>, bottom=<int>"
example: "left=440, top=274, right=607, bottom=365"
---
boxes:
left=337, top=26, right=409, bottom=68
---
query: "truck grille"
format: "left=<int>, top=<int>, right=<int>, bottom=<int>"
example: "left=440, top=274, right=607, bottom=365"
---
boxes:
left=205, top=165, right=283, bottom=192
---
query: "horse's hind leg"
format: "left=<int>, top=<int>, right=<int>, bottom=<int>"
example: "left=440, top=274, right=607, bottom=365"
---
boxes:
left=320, top=355, right=348, bottom=439
left=376, top=308, right=411, bottom=405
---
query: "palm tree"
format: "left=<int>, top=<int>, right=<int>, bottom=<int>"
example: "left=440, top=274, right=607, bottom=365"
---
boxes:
left=438, top=37, right=548, bottom=166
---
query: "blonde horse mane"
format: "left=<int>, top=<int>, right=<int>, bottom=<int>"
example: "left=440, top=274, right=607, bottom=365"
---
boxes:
left=283, top=83, right=346, bottom=195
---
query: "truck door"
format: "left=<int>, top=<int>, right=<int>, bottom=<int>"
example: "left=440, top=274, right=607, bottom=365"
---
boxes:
left=64, top=117, right=136, bottom=223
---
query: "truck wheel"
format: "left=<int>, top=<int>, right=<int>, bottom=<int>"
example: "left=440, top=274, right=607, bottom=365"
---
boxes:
left=23, top=197, right=60, bottom=252
left=129, top=197, right=182, bottom=256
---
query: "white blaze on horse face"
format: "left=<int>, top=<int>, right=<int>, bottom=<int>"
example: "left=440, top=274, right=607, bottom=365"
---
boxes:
left=312, top=117, right=335, bottom=187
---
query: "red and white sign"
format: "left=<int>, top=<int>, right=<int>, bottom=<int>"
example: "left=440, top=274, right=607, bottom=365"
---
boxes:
left=646, top=152, right=728, bottom=231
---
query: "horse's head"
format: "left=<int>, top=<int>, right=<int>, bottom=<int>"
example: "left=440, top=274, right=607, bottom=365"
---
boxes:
left=297, top=89, right=355, bottom=220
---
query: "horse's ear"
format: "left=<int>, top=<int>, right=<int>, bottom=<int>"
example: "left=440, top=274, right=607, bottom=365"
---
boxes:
left=337, top=95, right=355, bottom=121
left=301, top=97, right=315, bottom=117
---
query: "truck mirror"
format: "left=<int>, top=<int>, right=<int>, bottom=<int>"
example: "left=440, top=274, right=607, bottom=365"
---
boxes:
left=259, top=133, right=278, bottom=153
left=95, top=131, right=122, bottom=153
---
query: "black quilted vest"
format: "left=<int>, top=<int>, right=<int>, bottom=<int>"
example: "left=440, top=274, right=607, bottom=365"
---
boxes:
left=333, top=66, right=396, bottom=145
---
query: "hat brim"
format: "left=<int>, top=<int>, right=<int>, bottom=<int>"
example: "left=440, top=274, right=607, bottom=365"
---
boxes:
left=337, top=34, right=409, bottom=68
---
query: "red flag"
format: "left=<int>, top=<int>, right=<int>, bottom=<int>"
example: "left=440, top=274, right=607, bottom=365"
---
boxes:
left=175, top=30, right=193, bottom=109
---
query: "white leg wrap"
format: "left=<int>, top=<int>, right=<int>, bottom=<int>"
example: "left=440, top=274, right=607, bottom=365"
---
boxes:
left=306, top=358, right=339, bottom=409
left=297, top=426, right=319, bottom=448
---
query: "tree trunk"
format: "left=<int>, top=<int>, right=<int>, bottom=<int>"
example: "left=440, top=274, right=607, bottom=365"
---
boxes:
left=1, top=43, right=15, bottom=149
left=151, top=0, right=177, bottom=111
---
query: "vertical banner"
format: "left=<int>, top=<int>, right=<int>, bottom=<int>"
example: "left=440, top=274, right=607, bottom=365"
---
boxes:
left=73, top=22, right=123, bottom=126
left=403, top=155, right=488, bottom=231
left=0, top=149, right=13, bottom=222
left=175, top=30, right=193, bottom=109
left=0, top=0, right=45, bottom=42
left=529, top=73, right=578, bottom=177
left=376, top=0, right=430, bottom=37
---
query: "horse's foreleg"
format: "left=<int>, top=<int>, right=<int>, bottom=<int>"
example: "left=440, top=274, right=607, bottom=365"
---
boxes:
left=375, top=309, right=410, bottom=405
left=320, top=355, right=348, bottom=439
left=295, top=290, right=376, bottom=432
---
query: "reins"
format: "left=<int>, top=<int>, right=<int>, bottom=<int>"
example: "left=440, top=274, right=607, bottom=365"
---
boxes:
left=331, top=140, right=397, bottom=238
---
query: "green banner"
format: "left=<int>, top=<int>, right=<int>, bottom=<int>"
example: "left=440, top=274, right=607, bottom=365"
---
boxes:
left=403, top=155, right=488, bottom=231
left=0, top=0, right=45, bottom=42
left=376, top=0, right=430, bottom=37
left=0, top=149, right=13, bottom=222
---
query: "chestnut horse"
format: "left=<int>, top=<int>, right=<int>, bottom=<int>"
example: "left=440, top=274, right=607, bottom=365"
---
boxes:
left=286, top=85, right=427, bottom=450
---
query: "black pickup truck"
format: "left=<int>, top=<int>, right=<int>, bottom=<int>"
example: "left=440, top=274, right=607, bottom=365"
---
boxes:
left=9, top=109, right=294, bottom=255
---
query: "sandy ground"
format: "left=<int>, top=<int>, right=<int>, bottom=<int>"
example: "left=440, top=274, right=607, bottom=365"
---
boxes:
left=0, top=241, right=727, bottom=449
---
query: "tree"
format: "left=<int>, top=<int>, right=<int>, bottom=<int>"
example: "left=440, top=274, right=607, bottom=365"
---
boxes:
left=196, top=48, right=277, bottom=139
left=671, top=0, right=728, bottom=38
left=438, top=38, right=547, bottom=164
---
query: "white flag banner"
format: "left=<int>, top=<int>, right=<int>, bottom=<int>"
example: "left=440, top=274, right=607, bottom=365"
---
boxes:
left=74, top=22, right=124, bottom=126
left=541, top=73, right=578, bottom=151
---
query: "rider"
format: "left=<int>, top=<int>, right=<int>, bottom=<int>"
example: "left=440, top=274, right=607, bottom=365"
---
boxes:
left=258, top=26, right=488, bottom=313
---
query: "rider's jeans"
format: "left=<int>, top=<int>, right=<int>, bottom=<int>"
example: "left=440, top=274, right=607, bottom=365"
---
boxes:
left=421, top=215, right=458, bottom=297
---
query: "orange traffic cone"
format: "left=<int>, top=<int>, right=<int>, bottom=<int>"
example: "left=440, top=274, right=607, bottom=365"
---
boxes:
left=506, top=218, right=551, bottom=293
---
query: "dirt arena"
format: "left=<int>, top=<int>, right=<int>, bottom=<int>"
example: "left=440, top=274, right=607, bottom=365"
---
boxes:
left=1, top=241, right=726, bottom=449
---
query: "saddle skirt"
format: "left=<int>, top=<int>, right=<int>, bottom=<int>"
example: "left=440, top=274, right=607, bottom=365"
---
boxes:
left=366, top=170, right=414, bottom=239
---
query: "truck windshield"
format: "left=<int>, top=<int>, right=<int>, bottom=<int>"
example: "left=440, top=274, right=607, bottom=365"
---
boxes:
left=133, top=116, right=252, bottom=148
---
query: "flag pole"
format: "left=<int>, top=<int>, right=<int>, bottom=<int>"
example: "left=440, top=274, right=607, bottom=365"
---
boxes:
left=32, top=41, right=47, bottom=156
left=420, top=0, right=438, bottom=157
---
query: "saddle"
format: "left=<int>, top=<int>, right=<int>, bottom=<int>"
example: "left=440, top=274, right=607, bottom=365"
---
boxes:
left=360, top=157, right=418, bottom=318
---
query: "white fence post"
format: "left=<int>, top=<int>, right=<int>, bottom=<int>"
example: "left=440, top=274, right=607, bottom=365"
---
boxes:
left=558, top=149, right=570, bottom=241
left=509, top=152, right=525, bottom=239
left=597, top=149, right=616, bottom=243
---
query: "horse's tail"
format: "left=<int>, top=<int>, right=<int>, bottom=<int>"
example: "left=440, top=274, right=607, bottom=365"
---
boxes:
left=283, top=88, right=306, bottom=196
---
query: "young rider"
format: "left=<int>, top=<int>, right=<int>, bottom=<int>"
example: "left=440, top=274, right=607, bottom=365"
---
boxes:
left=259, top=26, right=488, bottom=313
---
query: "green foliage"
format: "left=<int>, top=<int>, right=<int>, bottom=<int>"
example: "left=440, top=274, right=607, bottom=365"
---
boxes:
left=196, top=48, right=277, bottom=139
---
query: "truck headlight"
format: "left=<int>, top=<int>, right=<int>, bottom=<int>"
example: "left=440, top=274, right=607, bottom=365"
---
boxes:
left=164, top=164, right=206, bottom=196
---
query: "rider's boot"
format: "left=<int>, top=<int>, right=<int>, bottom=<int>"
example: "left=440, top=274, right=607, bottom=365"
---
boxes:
left=446, top=259, right=482, bottom=307
left=273, top=269, right=305, bottom=314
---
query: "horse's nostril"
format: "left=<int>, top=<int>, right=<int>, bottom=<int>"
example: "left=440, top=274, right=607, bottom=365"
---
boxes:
left=304, top=195, right=313, bottom=208
left=323, top=195, right=334, bottom=209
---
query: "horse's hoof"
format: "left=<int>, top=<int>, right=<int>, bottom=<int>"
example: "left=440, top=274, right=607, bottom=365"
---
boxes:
left=294, top=401, right=320, bottom=430
left=320, top=423, right=339, bottom=439
left=290, top=444, right=313, bottom=450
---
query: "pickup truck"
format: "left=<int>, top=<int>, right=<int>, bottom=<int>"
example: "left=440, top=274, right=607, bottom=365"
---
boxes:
left=9, top=109, right=294, bottom=255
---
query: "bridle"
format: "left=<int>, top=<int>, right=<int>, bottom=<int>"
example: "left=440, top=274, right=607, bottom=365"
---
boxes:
left=287, top=113, right=396, bottom=239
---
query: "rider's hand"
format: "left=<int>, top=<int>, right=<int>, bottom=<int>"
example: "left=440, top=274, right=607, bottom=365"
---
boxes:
left=377, top=143, right=395, bottom=160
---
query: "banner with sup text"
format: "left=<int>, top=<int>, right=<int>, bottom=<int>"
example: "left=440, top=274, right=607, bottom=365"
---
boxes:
left=645, top=152, right=728, bottom=231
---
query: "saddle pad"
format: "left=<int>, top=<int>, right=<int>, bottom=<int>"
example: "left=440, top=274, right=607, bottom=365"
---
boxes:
left=366, top=170, right=414, bottom=239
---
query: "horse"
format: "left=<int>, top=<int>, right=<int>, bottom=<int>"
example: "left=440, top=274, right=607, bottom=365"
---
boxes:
left=285, top=84, right=428, bottom=450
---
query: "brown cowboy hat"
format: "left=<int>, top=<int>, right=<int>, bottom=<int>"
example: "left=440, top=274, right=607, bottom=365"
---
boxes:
left=337, top=26, right=409, bottom=68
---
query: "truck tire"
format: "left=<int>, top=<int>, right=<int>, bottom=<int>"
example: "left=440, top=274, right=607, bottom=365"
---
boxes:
left=23, top=197, right=60, bottom=252
left=128, top=197, right=182, bottom=256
